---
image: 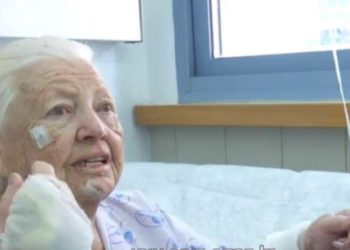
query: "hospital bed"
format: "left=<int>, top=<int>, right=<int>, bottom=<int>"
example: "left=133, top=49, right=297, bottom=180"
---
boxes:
left=118, top=162, right=350, bottom=248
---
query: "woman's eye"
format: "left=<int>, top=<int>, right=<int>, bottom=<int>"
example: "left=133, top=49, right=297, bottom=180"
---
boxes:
left=46, top=105, right=71, bottom=117
left=99, top=103, right=115, bottom=113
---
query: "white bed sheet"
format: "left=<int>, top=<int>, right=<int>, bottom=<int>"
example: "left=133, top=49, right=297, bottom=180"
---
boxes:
left=117, top=162, right=350, bottom=248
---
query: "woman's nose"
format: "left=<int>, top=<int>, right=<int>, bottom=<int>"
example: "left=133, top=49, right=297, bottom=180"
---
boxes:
left=76, top=110, right=107, bottom=142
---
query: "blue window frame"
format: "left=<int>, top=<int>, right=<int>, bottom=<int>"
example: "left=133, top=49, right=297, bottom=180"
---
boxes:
left=173, top=0, right=350, bottom=103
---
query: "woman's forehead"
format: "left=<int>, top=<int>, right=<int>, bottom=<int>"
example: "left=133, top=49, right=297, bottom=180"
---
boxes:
left=42, top=83, right=111, bottom=100
left=14, top=58, right=108, bottom=96
left=17, top=58, right=99, bottom=82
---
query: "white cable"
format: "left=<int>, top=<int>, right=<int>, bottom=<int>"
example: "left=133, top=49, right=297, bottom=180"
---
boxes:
left=331, top=47, right=350, bottom=143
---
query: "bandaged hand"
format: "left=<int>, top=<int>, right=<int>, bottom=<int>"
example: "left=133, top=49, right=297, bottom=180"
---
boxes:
left=301, top=211, right=350, bottom=250
left=0, top=173, right=23, bottom=234
left=0, top=161, right=93, bottom=250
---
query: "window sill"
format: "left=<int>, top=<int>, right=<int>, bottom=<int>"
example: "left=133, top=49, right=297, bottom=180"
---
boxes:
left=134, top=102, right=349, bottom=127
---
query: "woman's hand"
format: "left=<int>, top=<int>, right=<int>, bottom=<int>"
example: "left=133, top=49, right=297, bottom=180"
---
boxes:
left=302, top=212, right=350, bottom=250
left=1, top=161, right=93, bottom=250
left=0, top=161, right=56, bottom=234
left=0, top=173, right=23, bottom=233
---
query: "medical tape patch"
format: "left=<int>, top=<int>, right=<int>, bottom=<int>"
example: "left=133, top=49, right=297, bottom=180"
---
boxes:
left=30, top=125, right=53, bottom=149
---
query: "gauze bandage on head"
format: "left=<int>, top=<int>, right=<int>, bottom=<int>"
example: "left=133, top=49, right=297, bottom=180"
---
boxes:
left=30, top=125, right=54, bottom=149
left=2, top=174, right=93, bottom=250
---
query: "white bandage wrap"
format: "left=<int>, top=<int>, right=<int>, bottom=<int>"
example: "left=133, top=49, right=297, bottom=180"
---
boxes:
left=30, top=125, right=53, bottom=149
left=1, top=175, right=93, bottom=250
left=264, top=221, right=311, bottom=250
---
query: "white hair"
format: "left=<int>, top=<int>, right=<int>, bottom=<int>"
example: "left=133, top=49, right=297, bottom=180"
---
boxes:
left=0, top=36, right=94, bottom=129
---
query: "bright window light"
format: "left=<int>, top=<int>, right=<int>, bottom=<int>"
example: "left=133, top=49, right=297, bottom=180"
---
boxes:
left=211, top=0, right=350, bottom=58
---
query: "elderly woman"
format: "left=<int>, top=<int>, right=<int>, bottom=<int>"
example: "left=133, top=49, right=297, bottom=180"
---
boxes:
left=0, top=37, right=349, bottom=250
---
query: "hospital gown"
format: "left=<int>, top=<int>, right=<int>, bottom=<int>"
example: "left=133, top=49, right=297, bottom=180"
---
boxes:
left=97, top=190, right=218, bottom=250
left=97, top=190, right=309, bottom=250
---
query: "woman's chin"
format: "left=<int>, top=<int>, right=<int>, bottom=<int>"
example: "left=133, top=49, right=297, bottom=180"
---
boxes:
left=81, top=176, right=115, bottom=201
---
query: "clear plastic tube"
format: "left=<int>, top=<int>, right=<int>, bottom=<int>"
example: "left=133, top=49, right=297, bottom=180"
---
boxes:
left=330, top=30, right=350, bottom=143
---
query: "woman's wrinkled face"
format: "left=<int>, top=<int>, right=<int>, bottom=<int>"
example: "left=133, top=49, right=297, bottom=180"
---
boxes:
left=0, top=58, right=123, bottom=206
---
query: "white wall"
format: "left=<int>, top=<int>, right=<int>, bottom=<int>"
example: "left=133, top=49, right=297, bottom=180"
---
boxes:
left=142, top=0, right=178, bottom=104
left=108, top=0, right=178, bottom=161
left=0, top=0, right=178, bottom=161
left=101, top=0, right=178, bottom=160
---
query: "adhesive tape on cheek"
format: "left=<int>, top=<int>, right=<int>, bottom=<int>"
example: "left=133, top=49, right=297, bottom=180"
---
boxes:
left=30, top=125, right=54, bottom=149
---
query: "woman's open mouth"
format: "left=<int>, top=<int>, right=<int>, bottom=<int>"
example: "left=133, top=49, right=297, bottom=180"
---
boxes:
left=76, top=157, right=108, bottom=168
left=72, top=155, right=111, bottom=175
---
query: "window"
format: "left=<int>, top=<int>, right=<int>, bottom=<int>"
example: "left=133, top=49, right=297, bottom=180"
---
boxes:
left=211, top=0, right=350, bottom=58
left=173, top=0, right=350, bottom=103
